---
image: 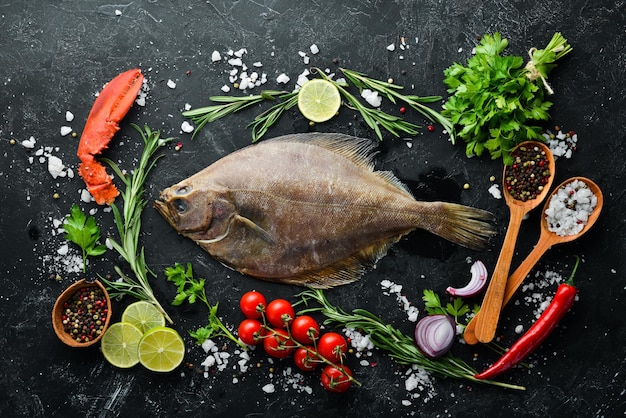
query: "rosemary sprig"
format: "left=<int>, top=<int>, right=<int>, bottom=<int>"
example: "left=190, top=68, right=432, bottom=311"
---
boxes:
left=100, top=124, right=174, bottom=325
left=182, top=90, right=289, bottom=139
left=297, top=288, right=525, bottom=390
left=181, top=67, right=454, bottom=142
left=339, top=68, right=456, bottom=142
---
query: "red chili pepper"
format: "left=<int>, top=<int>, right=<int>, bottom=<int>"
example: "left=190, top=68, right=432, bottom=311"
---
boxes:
left=474, top=257, right=580, bottom=380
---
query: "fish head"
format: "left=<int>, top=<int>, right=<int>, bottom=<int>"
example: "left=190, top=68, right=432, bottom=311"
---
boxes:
left=154, top=181, right=236, bottom=242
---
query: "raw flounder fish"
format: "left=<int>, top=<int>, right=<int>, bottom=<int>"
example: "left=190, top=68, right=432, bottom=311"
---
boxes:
left=155, top=133, right=495, bottom=288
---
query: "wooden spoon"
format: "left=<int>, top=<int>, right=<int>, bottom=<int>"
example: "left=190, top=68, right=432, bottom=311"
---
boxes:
left=468, top=141, right=555, bottom=344
left=465, top=176, right=602, bottom=344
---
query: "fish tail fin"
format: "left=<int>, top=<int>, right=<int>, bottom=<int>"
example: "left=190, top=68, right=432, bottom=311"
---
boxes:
left=415, top=202, right=496, bottom=250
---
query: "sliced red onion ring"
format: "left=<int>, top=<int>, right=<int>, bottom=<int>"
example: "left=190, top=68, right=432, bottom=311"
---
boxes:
left=446, top=260, right=488, bottom=297
left=414, top=314, right=456, bottom=358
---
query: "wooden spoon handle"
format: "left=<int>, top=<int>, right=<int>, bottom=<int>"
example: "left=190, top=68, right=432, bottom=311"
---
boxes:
left=474, top=208, right=526, bottom=343
left=501, top=235, right=554, bottom=308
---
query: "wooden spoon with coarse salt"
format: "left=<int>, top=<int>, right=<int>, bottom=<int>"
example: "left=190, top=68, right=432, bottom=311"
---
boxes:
left=464, top=176, right=602, bottom=344
left=464, top=141, right=555, bottom=345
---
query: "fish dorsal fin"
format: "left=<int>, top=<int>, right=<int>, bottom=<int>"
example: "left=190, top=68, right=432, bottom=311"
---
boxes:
left=267, top=133, right=379, bottom=171
left=276, top=235, right=403, bottom=289
left=267, top=133, right=414, bottom=198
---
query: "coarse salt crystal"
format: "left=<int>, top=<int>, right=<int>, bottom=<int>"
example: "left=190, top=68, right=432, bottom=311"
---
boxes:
left=488, top=184, right=502, bottom=199
left=221, top=85, right=231, bottom=93
left=181, top=121, right=194, bottom=133
left=515, top=325, right=524, bottom=334
left=310, top=44, right=319, bottom=54
left=115, top=9, right=122, bottom=16
left=276, top=73, right=290, bottom=84
left=167, top=79, right=177, bottom=89
left=386, top=43, right=396, bottom=51
left=302, top=55, right=310, bottom=65
left=80, top=189, right=93, bottom=203
left=262, top=383, right=275, bottom=393
left=211, top=50, right=222, bottom=62
left=48, top=155, right=65, bottom=178
left=228, top=57, right=243, bottom=66
left=402, top=400, right=412, bottom=406
left=253, top=61, right=263, bottom=67
left=60, top=126, right=73, bottom=136
left=361, top=89, right=382, bottom=107
left=22, top=136, right=36, bottom=149
left=57, top=243, right=69, bottom=256
left=65, top=111, right=74, bottom=122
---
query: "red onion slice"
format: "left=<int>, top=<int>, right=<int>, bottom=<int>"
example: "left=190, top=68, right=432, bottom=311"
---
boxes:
left=414, top=314, right=456, bottom=358
left=446, top=260, right=488, bottom=297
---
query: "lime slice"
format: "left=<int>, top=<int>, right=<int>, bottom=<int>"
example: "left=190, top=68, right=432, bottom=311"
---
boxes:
left=138, top=327, right=185, bottom=372
left=101, top=322, right=143, bottom=368
left=297, top=79, right=341, bottom=123
left=121, top=301, right=166, bottom=334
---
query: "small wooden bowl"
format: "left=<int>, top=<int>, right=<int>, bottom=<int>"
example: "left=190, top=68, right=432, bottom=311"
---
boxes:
left=52, top=279, right=112, bottom=347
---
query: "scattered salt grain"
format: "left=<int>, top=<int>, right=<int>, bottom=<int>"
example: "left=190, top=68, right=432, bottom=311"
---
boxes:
left=458, top=47, right=463, bottom=53
left=47, top=155, right=66, bottom=178
left=228, top=57, right=243, bottom=67
left=65, top=111, right=74, bottom=122
left=167, top=79, right=177, bottom=89
left=514, top=325, right=524, bottom=334
left=202, top=338, right=217, bottom=353
left=181, top=121, right=194, bottom=134
left=276, top=73, right=290, bottom=84
left=57, top=243, right=69, bottom=256
left=221, top=85, right=231, bottom=93
left=488, top=184, right=502, bottom=199
left=60, top=126, right=73, bottom=136
left=80, top=189, right=93, bottom=203
left=310, top=44, right=319, bottom=54
left=211, top=50, right=222, bottom=62
left=262, top=383, right=276, bottom=394
left=386, top=43, right=396, bottom=51
left=115, top=9, right=122, bottom=16
left=380, top=279, right=419, bottom=322
left=22, top=136, right=36, bottom=149
left=361, top=89, right=382, bottom=107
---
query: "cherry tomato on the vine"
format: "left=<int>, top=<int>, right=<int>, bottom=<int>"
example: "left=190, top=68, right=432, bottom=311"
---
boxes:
left=320, top=365, right=353, bottom=393
left=239, top=291, right=267, bottom=319
left=262, top=328, right=295, bottom=358
left=293, top=346, right=319, bottom=372
left=290, top=315, right=320, bottom=345
left=265, top=299, right=295, bottom=328
left=237, top=319, right=264, bottom=346
left=317, top=332, right=348, bottom=363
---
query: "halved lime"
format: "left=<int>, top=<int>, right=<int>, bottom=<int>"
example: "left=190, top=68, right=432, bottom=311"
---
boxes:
left=101, top=322, right=143, bottom=368
left=121, top=301, right=165, bottom=334
left=138, top=327, right=185, bottom=373
left=297, top=79, right=341, bottom=123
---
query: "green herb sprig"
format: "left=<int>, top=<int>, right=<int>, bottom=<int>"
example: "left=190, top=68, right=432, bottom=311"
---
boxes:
left=164, top=262, right=246, bottom=349
left=442, top=32, right=572, bottom=164
left=62, top=203, right=107, bottom=272
left=182, top=68, right=453, bottom=142
left=422, top=289, right=478, bottom=326
left=100, top=124, right=174, bottom=324
left=297, top=288, right=525, bottom=390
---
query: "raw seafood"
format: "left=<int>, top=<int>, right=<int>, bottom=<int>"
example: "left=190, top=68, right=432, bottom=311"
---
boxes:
left=155, top=133, right=495, bottom=288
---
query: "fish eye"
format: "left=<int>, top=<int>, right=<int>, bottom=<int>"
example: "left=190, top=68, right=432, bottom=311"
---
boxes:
left=174, top=185, right=192, bottom=195
left=172, top=198, right=188, bottom=213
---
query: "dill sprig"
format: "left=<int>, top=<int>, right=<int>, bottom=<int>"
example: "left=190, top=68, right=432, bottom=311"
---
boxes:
left=181, top=68, right=453, bottom=142
left=100, top=124, right=174, bottom=324
left=297, top=288, right=525, bottom=390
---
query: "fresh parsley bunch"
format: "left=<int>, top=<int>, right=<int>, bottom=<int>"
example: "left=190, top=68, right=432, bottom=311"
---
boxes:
left=442, top=32, right=572, bottom=165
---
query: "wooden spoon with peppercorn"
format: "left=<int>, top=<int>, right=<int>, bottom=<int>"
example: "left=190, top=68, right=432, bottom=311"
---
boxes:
left=465, top=141, right=555, bottom=345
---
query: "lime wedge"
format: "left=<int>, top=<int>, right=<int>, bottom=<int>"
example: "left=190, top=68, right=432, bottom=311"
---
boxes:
left=101, top=322, right=143, bottom=368
left=297, top=79, right=341, bottom=123
left=121, top=301, right=166, bottom=334
left=138, top=327, right=185, bottom=373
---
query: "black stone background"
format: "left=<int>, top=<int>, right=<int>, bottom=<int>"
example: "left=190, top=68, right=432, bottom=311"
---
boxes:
left=1, top=1, right=625, bottom=417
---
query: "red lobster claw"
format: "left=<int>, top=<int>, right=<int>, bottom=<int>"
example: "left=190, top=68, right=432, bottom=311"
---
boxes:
left=77, top=68, right=144, bottom=205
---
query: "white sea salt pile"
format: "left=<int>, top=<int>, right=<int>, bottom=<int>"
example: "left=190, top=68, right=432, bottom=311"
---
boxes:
left=544, top=179, right=598, bottom=236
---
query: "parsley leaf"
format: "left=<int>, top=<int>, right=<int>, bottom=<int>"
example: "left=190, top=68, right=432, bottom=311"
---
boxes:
left=442, top=32, right=572, bottom=164
left=164, top=262, right=246, bottom=349
left=422, top=289, right=477, bottom=326
left=63, top=203, right=106, bottom=272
